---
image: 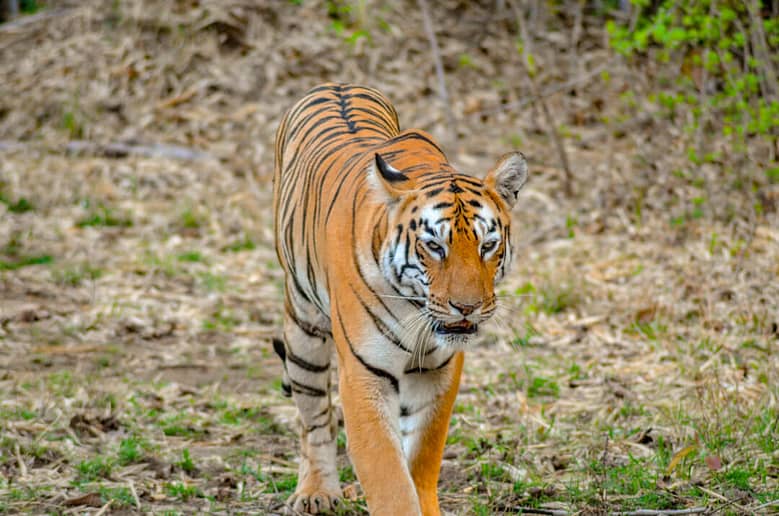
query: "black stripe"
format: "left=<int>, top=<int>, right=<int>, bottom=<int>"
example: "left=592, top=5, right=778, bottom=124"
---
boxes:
left=335, top=304, right=399, bottom=393
left=285, top=306, right=330, bottom=339
left=290, top=379, right=327, bottom=397
left=404, top=353, right=454, bottom=374
left=272, top=338, right=286, bottom=362
left=305, top=418, right=332, bottom=433
left=309, top=436, right=336, bottom=447
left=400, top=401, right=432, bottom=417
left=349, top=284, right=411, bottom=354
left=285, top=345, right=330, bottom=373
left=393, top=131, right=445, bottom=156
left=453, top=175, right=482, bottom=187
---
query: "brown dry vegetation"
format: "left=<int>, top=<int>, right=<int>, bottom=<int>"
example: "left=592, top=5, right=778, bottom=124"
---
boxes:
left=1, top=1, right=778, bottom=514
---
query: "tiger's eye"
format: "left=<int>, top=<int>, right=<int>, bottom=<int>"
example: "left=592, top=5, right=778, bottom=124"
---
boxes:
left=481, top=240, right=497, bottom=256
left=426, top=241, right=445, bottom=258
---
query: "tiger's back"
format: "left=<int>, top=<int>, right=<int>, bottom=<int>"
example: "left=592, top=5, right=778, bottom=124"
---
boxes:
left=274, top=83, right=400, bottom=319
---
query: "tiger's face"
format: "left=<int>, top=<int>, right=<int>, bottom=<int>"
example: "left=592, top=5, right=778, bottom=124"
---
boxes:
left=372, top=151, right=528, bottom=350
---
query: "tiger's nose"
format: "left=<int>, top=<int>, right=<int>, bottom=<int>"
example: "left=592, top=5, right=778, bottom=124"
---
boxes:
left=449, top=300, right=482, bottom=316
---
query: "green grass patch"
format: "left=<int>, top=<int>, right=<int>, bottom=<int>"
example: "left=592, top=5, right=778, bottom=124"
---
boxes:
left=222, top=235, right=256, bottom=253
left=264, top=473, right=297, bottom=495
left=47, top=370, right=76, bottom=397
left=75, top=457, right=113, bottom=484
left=0, top=254, right=52, bottom=270
left=179, top=207, right=206, bottom=229
left=177, top=250, right=205, bottom=262
left=176, top=448, right=196, bottom=473
left=142, top=251, right=181, bottom=277
left=1, top=196, right=35, bottom=213
left=51, top=262, right=103, bottom=286
left=527, top=375, right=560, bottom=399
left=76, top=204, right=132, bottom=228
left=117, top=436, right=146, bottom=465
left=339, top=465, right=356, bottom=483
left=203, top=306, right=239, bottom=331
left=219, top=406, right=264, bottom=425
left=717, top=467, right=752, bottom=491
left=162, top=424, right=207, bottom=438
left=164, top=482, right=203, bottom=501
left=515, top=280, right=582, bottom=315
left=198, top=271, right=227, bottom=292
left=99, top=486, right=135, bottom=507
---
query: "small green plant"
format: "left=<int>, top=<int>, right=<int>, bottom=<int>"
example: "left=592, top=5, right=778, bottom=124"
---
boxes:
left=479, top=462, right=506, bottom=481
left=62, top=109, right=84, bottom=139
left=0, top=253, right=52, bottom=270
left=539, top=282, right=581, bottom=315
left=527, top=375, right=560, bottom=399
left=511, top=323, right=540, bottom=348
left=179, top=207, right=205, bottom=230
left=223, top=236, right=256, bottom=253
left=177, top=250, right=205, bottom=262
left=339, top=465, right=356, bottom=483
left=19, top=0, right=40, bottom=14
left=76, top=457, right=113, bottom=483
left=142, top=251, right=180, bottom=277
left=76, top=202, right=132, bottom=228
left=202, top=305, right=239, bottom=331
left=264, top=473, right=297, bottom=495
left=117, top=436, right=145, bottom=465
left=606, top=1, right=779, bottom=197
left=1, top=196, right=34, bottom=213
left=718, top=467, right=752, bottom=491
left=99, top=486, right=135, bottom=507
left=197, top=271, right=227, bottom=292
left=164, top=482, right=201, bottom=501
left=51, top=262, right=103, bottom=286
left=177, top=448, right=196, bottom=474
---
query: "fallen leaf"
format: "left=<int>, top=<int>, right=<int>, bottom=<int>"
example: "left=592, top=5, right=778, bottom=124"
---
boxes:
left=705, top=455, right=722, bottom=471
left=63, top=492, right=102, bottom=507
left=665, top=444, right=697, bottom=476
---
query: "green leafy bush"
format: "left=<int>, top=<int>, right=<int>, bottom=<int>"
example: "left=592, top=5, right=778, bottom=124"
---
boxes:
left=607, top=0, right=778, bottom=177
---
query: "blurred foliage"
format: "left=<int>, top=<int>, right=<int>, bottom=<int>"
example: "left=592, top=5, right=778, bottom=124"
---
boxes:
left=607, top=0, right=778, bottom=173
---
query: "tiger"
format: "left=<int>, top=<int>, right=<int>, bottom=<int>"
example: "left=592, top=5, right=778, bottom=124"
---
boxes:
left=272, top=83, right=528, bottom=515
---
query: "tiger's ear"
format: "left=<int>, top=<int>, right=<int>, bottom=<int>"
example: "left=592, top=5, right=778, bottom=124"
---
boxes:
left=484, top=152, right=528, bottom=208
left=368, top=153, right=413, bottom=203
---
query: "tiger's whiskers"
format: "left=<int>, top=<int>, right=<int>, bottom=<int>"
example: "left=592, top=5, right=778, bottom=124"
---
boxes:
left=377, top=294, right=427, bottom=301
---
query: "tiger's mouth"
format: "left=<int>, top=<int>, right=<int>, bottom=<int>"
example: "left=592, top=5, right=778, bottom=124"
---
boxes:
left=434, top=320, right=478, bottom=335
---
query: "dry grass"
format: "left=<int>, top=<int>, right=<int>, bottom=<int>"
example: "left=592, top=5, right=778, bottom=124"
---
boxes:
left=1, top=1, right=777, bottom=514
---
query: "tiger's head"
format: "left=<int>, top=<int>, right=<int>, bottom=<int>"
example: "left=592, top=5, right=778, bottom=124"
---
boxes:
left=370, top=148, right=528, bottom=350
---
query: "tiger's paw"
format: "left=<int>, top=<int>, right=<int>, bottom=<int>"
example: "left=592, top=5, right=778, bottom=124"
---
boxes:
left=287, top=486, right=342, bottom=514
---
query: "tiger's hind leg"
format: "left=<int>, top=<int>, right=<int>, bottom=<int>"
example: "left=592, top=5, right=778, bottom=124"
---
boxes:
left=280, top=314, right=341, bottom=514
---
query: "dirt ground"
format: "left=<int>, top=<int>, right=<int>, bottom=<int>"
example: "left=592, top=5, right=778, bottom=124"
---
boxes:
left=1, top=1, right=777, bottom=514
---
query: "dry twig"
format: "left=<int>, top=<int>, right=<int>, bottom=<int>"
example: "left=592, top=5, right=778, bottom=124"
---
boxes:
left=417, top=0, right=458, bottom=142
left=513, top=2, right=574, bottom=196
left=470, top=63, right=612, bottom=118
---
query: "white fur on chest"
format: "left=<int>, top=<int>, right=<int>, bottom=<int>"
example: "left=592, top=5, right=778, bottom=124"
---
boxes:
left=398, top=360, right=454, bottom=462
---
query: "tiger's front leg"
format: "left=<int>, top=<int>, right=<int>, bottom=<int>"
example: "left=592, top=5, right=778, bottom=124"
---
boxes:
left=336, top=353, right=423, bottom=515
left=402, top=352, right=465, bottom=516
